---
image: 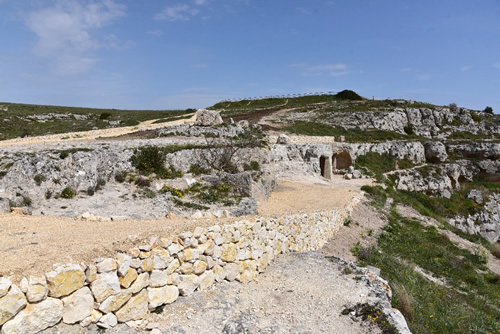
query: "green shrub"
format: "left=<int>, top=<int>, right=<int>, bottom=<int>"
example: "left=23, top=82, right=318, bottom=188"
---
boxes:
left=87, top=187, right=95, bottom=196
left=160, top=185, right=185, bottom=198
left=335, top=89, right=364, bottom=100
left=115, top=170, right=127, bottom=183
left=59, top=187, right=76, bottom=199
left=134, top=176, right=151, bottom=188
left=188, top=164, right=210, bottom=176
left=34, top=174, right=46, bottom=186
left=142, top=188, right=156, bottom=198
left=130, top=146, right=166, bottom=176
left=45, top=190, right=52, bottom=199
left=483, top=106, right=493, bottom=114
left=403, top=125, right=414, bottom=135
left=244, top=161, right=261, bottom=171
left=22, top=195, right=32, bottom=206
left=100, top=112, right=112, bottom=120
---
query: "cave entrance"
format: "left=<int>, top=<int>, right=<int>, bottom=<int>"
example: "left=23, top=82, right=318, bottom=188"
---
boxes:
left=333, top=151, right=352, bottom=170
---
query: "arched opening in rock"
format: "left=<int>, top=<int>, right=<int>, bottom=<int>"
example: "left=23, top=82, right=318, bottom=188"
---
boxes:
left=333, top=151, right=352, bottom=170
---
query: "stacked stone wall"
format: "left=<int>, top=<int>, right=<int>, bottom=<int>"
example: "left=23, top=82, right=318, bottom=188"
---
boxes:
left=0, top=194, right=362, bottom=333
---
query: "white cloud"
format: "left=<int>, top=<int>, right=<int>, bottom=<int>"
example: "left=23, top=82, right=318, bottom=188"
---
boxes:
left=155, top=4, right=200, bottom=21
left=461, top=65, right=471, bottom=72
left=291, top=63, right=350, bottom=77
left=147, top=30, right=164, bottom=37
left=25, top=0, right=126, bottom=76
left=493, top=62, right=500, bottom=69
left=416, top=73, right=432, bottom=80
left=194, top=0, right=208, bottom=5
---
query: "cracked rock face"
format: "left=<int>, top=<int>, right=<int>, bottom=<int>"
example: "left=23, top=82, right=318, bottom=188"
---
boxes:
left=450, top=193, right=500, bottom=243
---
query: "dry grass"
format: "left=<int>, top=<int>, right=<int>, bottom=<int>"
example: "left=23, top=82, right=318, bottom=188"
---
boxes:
left=392, top=282, right=413, bottom=321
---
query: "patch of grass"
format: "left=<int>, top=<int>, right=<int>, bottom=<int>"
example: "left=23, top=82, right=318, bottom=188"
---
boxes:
left=355, top=152, right=416, bottom=182
left=188, top=164, right=210, bottom=176
left=357, top=187, right=500, bottom=334
left=172, top=198, right=209, bottom=210
left=141, top=188, right=156, bottom=199
left=33, top=174, right=47, bottom=186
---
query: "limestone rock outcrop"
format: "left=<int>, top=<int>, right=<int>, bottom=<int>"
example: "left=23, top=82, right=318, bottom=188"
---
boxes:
left=194, top=109, right=223, bottom=126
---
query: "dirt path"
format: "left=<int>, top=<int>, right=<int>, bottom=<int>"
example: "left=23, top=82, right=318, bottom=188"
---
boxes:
left=0, top=176, right=370, bottom=283
left=45, top=253, right=384, bottom=334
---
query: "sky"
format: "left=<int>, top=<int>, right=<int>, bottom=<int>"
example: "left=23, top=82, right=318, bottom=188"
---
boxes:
left=0, top=0, right=499, bottom=111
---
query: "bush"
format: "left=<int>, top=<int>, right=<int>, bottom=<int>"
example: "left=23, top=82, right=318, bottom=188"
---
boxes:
left=34, top=174, right=46, bottom=186
left=403, top=125, right=414, bottom=135
left=87, top=187, right=95, bottom=196
left=160, top=185, right=185, bottom=198
left=115, top=170, right=127, bottom=183
left=335, top=89, right=364, bottom=100
left=100, top=112, right=112, bottom=120
left=130, top=146, right=166, bottom=176
left=449, top=102, right=458, bottom=111
left=59, top=187, right=76, bottom=199
left=244, top=161, right=261, bottom=171
left=483, top=106, right=494, bottom=114
left=134, top=176, right=151, bottom=188
left=45, top=190, right=52, bottom=199
left=22, top=195, right=32, bottom=206
left=188, top=164, right=210, bottom=176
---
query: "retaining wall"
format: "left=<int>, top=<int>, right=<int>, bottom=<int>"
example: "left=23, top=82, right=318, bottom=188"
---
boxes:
left=0, top=194, right=362, bottom=333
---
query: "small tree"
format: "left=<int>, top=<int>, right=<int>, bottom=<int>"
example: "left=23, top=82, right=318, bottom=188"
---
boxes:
left=200, top=126, right=266, bottom=174
left=449, top=102, right=458, bottom=111
left=483, top=106, right=493, bottom=114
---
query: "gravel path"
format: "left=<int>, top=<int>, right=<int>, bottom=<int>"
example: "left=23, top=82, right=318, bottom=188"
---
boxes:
left=41, top=252, right=387, bottom=334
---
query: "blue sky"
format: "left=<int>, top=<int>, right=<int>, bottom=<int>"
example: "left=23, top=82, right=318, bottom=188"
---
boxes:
left=1, top=0, right=499, bottom=111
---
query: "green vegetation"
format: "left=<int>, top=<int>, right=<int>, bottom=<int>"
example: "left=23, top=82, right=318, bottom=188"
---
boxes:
left=188, top=164, right=211, bottom=176
left=172, top=198, right=209, bottom=211
left=284, top=121, right=425, bottom=142
left=243, top=160, right=260, bottom=171
left=356, top=187, right=500, bottom=333
left=160, top=185, right=185, bottom=198
left=340, top=303, right=397, bottom=333
left=33, top=174, right=46, bottom=186
left=483, top=106, right=494, bottom=114
left=130, top=146, right=185, bottom=179
left=57, top=148, right=94, bottom=159
left=114, top=170, right=128, bottom=183
left=0, top=102, right=190, bottom=140
left=58, top=187, right=76, bottom=199
left=355, top=152, right=415, bottom=181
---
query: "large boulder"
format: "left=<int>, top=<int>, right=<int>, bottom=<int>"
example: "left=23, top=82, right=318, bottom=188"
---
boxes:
left=194, top=109, right=223, bottom=126
left=1, top=298, right=63, bottom=334
left=425, top=141, right=448, bottom=163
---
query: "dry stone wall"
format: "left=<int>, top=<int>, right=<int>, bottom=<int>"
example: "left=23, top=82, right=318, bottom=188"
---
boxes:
left=0, top=195, right=362, bottom=333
